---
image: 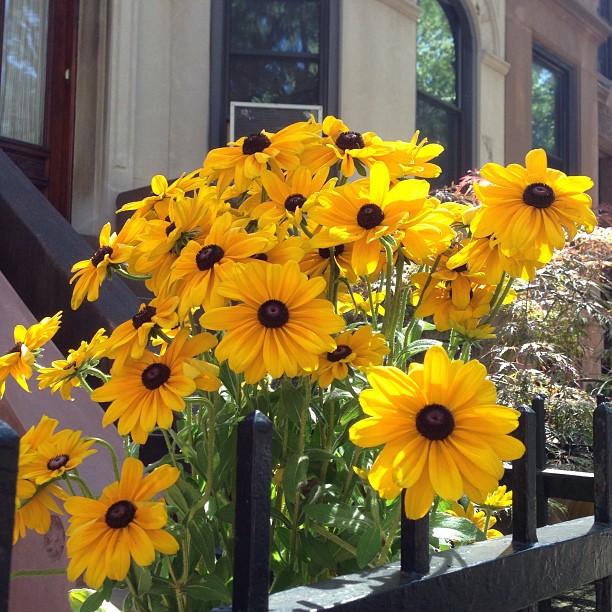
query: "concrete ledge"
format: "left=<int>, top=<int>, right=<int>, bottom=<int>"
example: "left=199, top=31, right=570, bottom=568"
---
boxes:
left=0, top=150, right=141, bottom=355
left=0, top=271, right=123, bottom=612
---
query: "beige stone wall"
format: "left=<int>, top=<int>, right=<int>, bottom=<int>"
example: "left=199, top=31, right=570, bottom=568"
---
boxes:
left=505, top=0, right=610, bottom=208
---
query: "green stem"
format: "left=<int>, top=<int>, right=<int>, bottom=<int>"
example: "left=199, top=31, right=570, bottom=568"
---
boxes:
left=11, top=569, right=67, bottom=579
left=485, top=274, right=515, bottom=325
left=89, top=437, right=120, bottom=480
left=161, top=429, right=179, bottom=469
left=67, top=472, right=94, bottom=498
left=364, top=276, right=379, bottom=330
left=113, top=267, right=151, bottom=282
left=377, top=502, right=401, bottom=565
left=459, top=340, right=472, bottom=364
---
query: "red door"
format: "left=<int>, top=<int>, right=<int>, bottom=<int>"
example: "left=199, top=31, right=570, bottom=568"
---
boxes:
left=0, top=0, right=78, bottom=220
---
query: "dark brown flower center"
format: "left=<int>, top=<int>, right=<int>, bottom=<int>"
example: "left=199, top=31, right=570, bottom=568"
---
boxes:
left=335, top=131, right=365, bottom=151
left=284, top=193, right=307, bottom=212
left=522, top=183, right=555, bottom=209
left=91, top=245, right=113, bottom=267
left=416, top=403, right=455, bottom=440
left=357, top=204, right=384, bottom=229
left=257, top=299, right=289, bottom=328
left=196, top=244, right=224, bottom=271
left=4, top=342, right=23, bottom=356
left=47, top=454, right=70, bottom=471
left=327, top=344, right=353, bottom=362
left=141, top=363, right=171, bottom=390
left=132, top=305, right=157, bottom=329
left=105, top=500, right=137, bottom=529
left=318, top=244, right=345, bottom=259
left=242, top=133, right=272, bottom=156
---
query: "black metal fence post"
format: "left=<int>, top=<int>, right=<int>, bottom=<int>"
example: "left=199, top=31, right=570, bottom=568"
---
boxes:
left=532, top=394, right=548, bottom=527
left=593, top=402, right=612, bottom=612
left=512, top=405, right=538, bottom=546
left=0, top=420, right=19, bottom=612
left=232, top=411, right=273, bottom=612
left=400, top=495, right=429, bottom=578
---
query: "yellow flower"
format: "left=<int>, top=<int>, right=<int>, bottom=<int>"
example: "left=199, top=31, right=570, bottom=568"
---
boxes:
left=203, top=118, right=320, bottom=193
left=116, top=169, right=204, bottom=219
left=70, top=222, right=136, bottom=310
left=300, top=115, right=397, bottom=178
left=446, top=501, right=503, bottom=539
left=471, top=148, right=596, bottom=265
left=311, top=325, right=389, bottom=388
left=200, top=260, right=345, bottom=384
left=349, top=345, right=525, bottom=519
left=24, top=428, right=97, bottom=485
left=254, top=165, right=333, bottom=228
left=483, top=485, right=513, bottom=509
left=447, top=236, right=545, bottom=283
left=0, top=311, right=62, bottom=397
left=102, top=296, right=180, bottom=369
left=170, top=212, right=270, bottom=317
left=337, top=289, right=386, bottom=317
left=37, top=328, right=108, bottom=401
left=65, top=457, right=180, bottom=589
left=309, top=161, right=430, bottom=275
left=91, top=329, right=220, bottom=444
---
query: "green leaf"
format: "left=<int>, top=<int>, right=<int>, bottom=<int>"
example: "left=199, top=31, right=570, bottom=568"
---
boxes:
left=165, top=483, right=190, bottom=516
left=303, top=503, right=373, bottom=535
left=431, top=513, right=486, bottom=544
left=356, top=523, right=382, bottom=568
left=131, top=563, right=153, bottom=596
left=279, top=379, right=306, bottom=424
left=185, top=575, right=231, bottom=603
left=189, top=519, right=217, bottom=569
left=282, top=453, right=309, bottom=499
left=215, top=501, right=235, bottom=523
left=302, top=533, right=337, bottom=569
left=76, top=589, right=115, bottom=612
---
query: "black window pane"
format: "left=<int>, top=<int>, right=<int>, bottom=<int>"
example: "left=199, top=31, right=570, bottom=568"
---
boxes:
left=417, top=0, right=456, bottom=104
left=416, top=95, right=459, bottom=187
left=532, top=61, right=559, bottom=156
left=229, top=57, right=319, bottom=104
left=230, top=0, right=320, bottom=54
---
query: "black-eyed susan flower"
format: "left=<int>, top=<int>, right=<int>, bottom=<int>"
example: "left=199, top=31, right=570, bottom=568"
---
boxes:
left=446, top=501, right=503, bottom=539
left=254, top=165, right=333, bottom=228
left=170, top=212, right=271, bottom=316
left=0, top=311, right=62, bottom=397
left=101, top=296, right=180, bottom=369
left=471, top=148, right=596, bottom=265
left=65, top=457, right=179, bottom=589
left=349, top=345, right=525, bottom=519
left=37, top=328, right=107, bottom=401
left=200, top=260, right=345, bottom=384
left=91, top=329, right=220, bottom=444
left=70, top=220, right=139, bottom=310
left=203, top=118, right=320, bottom=193
left=116, top=170, right=204, bottom=219
left=311, top=325, right=389, bottom=388
left=25, top=427, right=97, bottom=485
left=309, top=161, right=430, bottom=276
left=300, top=115, right=398, bottom=178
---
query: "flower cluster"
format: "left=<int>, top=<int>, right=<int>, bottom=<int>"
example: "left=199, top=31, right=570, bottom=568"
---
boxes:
left=6, top=115, right=596, bottom=608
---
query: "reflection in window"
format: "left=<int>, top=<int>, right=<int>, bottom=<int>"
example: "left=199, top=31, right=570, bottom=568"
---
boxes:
left=416, top=0, right=472, bottom=187
left=598, top=0, right=612, bottom=79
left=228, top=0, right=321, bottom=105
left=532, top=50, right=571, bottom=172
left=0, top=0, right=49, bottom=145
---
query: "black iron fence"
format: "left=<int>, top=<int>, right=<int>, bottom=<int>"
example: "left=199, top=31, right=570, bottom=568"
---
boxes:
left=2, top=397, right=612, bottom=612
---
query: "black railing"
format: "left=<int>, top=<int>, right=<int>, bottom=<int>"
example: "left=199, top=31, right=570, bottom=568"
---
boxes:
left=3, top=397, right=612, bottom=612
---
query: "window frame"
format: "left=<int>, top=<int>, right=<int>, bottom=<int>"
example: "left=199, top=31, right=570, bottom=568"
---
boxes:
left=416, top=0, right=475, bottom=186
left=209, top=0, right=339, bottom=150
left=531, top=45, right=576, bottom=174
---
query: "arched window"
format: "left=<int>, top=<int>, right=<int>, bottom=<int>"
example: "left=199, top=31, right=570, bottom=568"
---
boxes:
left=416, top=0, right=474, bottom=187
left=209, top=0, right=339, bottom=149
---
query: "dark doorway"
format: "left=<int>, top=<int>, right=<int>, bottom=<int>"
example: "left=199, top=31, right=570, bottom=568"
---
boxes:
left=0, top=0, right=79, bottom=220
